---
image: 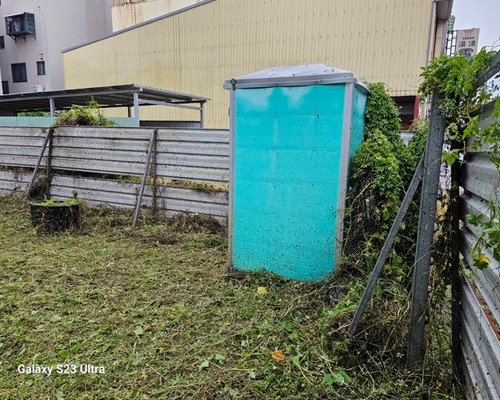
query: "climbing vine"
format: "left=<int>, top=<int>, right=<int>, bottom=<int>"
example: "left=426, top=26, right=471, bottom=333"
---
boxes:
left=418, top=49, right=499, bottom=275
left=342, top=83, right=425, bottom=282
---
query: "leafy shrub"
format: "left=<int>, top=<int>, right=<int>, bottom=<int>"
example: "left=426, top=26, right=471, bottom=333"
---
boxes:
left=342, top=83, right=425, bottom=280
left=54, top=100, right=116, bottom=126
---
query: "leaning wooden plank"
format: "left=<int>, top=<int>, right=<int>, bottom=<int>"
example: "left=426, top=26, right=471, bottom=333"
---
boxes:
left=157, top=141, right=229, bottom=156
left=51, top=175, right=138, bottom=193
left=55, top=126, right=152, bottom=140
left=0, top=136, right=44, bottom=147
left=158, top=129, right=229, bottom=143
left=150, top=185, right=228, bottom=205
left=50, top=158, right=145, bottom=176
left=0, top=146, right=47, bottom=157
left=156, top=164, right=229, bottom=183
left=0, top=155, right=46, bottom=168
left=53, top=137, right=149, bottom=152
left=143, top=196, right=227, bottom=217
left=51, top=147, right=148, bottom=164
left=50, top=174, right=228, bottom=218
left=0, top=127, right=46, bottom=137
left=0, top=170, right=31, bottom=193
left=50, top=185, right=138, bottom=208
left=156, top=153, right=229, bottom=169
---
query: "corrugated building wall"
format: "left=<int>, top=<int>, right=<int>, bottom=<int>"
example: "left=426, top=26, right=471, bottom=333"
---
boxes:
left=111, top=0, right=203, bottom=32
left=63, top=0, right=446, bottom=128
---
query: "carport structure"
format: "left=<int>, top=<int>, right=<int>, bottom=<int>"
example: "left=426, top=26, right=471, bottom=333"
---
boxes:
left=0, top=84, right=209, bottom=127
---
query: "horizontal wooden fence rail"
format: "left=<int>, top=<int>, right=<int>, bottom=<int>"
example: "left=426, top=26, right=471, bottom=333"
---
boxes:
left=0, top=126, right=229, bottom=223
left=458, top=99, right=500, bottom=400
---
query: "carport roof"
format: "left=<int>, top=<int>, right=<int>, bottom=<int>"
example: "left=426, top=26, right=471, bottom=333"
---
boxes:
left=0, top=84, right=209, bottom=114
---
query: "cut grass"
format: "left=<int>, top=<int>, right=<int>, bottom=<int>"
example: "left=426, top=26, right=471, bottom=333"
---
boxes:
left=0, top=196, right=462, bottom=399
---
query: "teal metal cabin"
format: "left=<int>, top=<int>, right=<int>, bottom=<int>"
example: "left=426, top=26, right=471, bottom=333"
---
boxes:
left=224, top=65, right=368, bottom=281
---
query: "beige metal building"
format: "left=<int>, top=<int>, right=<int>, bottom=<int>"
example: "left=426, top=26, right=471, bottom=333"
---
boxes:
left=112, top=0, right=203, bottom=32
left=63, top=0, right=453, bottom=128
left=0, top=0, right=113, bottom=95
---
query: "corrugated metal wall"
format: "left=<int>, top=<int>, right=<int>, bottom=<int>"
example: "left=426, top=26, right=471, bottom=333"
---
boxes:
left=0, top=126, right=229, bottom=221
left=459, top=99, right=500, bottom=400
left=63, top=0, right=435, bottom=128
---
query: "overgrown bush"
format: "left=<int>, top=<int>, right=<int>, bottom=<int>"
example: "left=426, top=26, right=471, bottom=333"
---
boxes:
left=418, top=49, right=497, bottom=297
left=54, top=99, right=116, bottom=126
left=318, top=82, right=464, bottom=397
left=341, top=82, right=425, bottom=281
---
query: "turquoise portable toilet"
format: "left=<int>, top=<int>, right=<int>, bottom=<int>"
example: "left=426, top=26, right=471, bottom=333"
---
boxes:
left=224, top=65, right=368, bottom=281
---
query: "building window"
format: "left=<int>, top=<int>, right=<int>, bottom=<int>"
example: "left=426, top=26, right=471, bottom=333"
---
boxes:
left=11, top=63, right=27, bottom=82
left=2, top=81, right=9, bottom=94
left=0, top=36, right=4, bottom=49
left=37, top=61, right=46, bottom=75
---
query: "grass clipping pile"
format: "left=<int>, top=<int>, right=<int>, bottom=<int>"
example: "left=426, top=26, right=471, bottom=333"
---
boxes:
left=0, top=87, right=461, bottom=399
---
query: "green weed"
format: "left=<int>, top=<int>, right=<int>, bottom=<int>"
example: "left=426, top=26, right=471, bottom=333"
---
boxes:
left=0, top=196, right=462, bottom=399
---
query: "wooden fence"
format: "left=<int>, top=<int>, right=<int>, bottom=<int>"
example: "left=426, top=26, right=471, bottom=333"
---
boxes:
left=0, top=126, right=229, bottom=222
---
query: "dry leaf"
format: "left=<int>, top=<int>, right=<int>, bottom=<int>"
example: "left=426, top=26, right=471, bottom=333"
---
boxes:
left=271, top=349, right=285, bottom=362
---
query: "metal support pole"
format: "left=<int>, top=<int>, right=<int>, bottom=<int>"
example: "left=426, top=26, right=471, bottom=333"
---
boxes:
left=27, top=128, right=53, bottom=197
left=45, top=129, right=54, bottom=199
left=406, top=91, right=446, bottom=369
left=133, top=92, right=140, bottom=125
left=348, top=155, right=424, bottom=336
left=151, top=129, right=158, bottom=216
left=49, top=98, right=55, bottom=117
left=227, top=87, right=236, bottom=272
left=200, top=102, right=205, bottom=128
left=132, top=130, right=157, bottom=227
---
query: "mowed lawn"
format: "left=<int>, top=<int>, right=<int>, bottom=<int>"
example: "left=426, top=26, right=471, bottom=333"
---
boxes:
left=0, top=196, right=460, bottom=399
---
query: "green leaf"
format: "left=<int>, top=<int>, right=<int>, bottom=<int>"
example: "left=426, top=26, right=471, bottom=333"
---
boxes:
left=199, top=360, right=210, bottom=370
left=442, top=150, right=459, bottom=166
left=323, top=369, right=352, bottom=387
left=248, top=371, right=256, bottom=379
left=50, top=314, right=62, bottom=322
left=133, top=326, right=144, bottom=336
left=57, top=349, right=70, bottom=361
left=466, top=213, right=483, bottom=226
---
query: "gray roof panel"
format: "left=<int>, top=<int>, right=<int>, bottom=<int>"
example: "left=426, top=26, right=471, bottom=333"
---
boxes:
left=0, top=83, right=208, bottom=114
left=223, top=64, right=368, bottom=93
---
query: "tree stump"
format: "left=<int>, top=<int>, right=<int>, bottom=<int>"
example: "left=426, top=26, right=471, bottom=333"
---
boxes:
left=30, top=202, right=80, bottom=233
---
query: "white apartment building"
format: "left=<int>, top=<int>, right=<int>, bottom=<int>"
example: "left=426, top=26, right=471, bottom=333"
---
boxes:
left=0, top=0, right=113, bottom=95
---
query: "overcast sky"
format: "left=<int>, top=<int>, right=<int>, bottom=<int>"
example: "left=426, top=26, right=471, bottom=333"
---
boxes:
left=452, top=0, right=500, bottom=50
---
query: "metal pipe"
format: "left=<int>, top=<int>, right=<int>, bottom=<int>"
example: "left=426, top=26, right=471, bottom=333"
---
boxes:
left=27, top=128, right=53, bottom=197
left=200, top=102, right=205, bottom=128
left=133, top=92, right=140, bottom=123
left=132, top=130, right=157, bottom=227
left=49, top=98, right=55, bottom=117
left=45, top=130, right=54, bottom=199
left=426, top=1, right=438, bottom=66
left=138, top=98, right=203, bottom=111
left=227, top=87, right=236, bottom=271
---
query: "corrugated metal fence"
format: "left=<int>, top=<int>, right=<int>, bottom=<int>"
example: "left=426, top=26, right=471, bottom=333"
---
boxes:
left=458, top=99, right=500, bottom=399
left=0, top=126, right=229, bottom=222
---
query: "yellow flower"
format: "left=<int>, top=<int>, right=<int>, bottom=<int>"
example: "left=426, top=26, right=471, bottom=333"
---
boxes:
left=257, top=286, right=267, bottom=296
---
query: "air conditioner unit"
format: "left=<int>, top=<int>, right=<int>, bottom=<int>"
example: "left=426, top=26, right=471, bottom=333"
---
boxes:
left=32, top=85, right=44, bottom=92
